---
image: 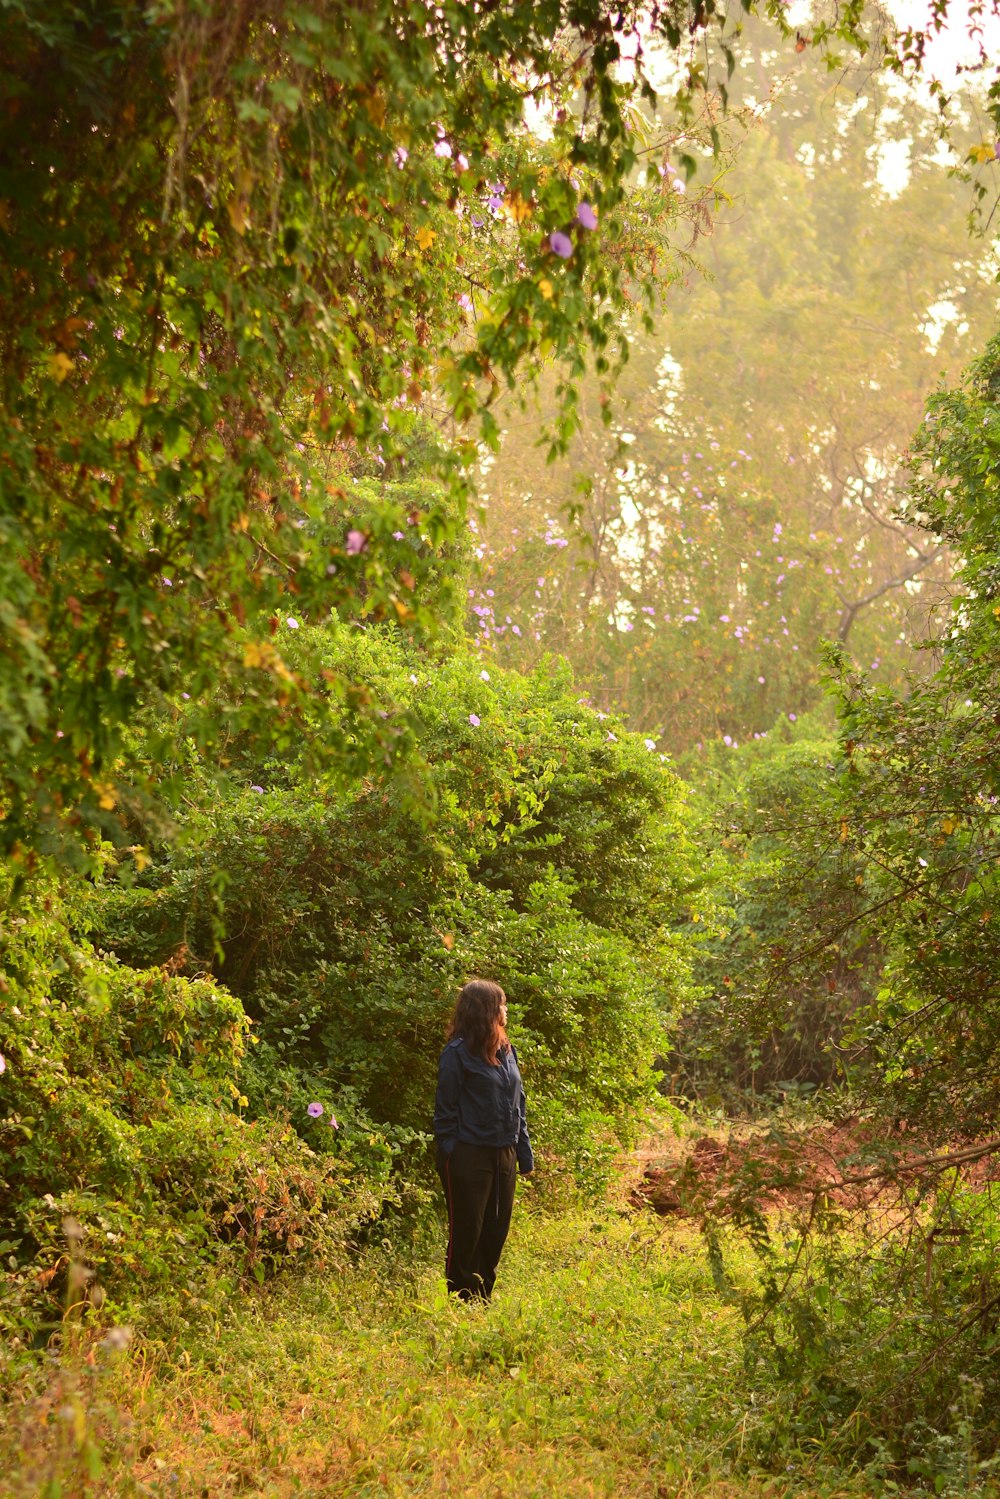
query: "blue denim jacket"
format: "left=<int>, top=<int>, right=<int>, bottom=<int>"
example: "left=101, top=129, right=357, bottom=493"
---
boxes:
left=433, top=1037, right=534, bottom=1173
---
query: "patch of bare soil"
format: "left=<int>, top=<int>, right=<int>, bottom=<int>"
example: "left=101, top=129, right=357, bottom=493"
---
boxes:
left=632, top=1119, right=1000, bottom=1221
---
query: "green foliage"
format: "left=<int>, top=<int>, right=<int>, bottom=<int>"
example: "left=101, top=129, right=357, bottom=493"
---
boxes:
left=88, top=630, right=695, bottom=1193
left=731, top=1178, right=1000, bottom=1493
left=681, top=327, right=1000, bottom=1493
left=0, top=0, right=695, bottom=871
left=801, top=332, right=1000, bottom=1141
left=671, top=716, right=881, bottom=1104
left=0, top=879, right=386, bottom=1326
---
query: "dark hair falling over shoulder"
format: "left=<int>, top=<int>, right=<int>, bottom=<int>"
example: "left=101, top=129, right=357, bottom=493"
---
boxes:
left=447, top=978, right=509, bottom=1064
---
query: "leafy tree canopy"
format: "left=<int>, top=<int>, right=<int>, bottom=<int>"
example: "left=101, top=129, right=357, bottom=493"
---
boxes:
left=0, top=0, right=690, bottom=874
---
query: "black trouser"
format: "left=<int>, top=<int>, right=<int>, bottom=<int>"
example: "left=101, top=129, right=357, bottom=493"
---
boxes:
left=437, top=1141, right=517, bottom=1301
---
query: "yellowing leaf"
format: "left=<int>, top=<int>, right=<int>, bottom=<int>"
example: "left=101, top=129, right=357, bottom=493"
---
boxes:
left=416, top=225, right=436, bottom=250
left=941, top=817, right=957, bottom=835
left=365, top=90, right=387, bottom=127
left=970, top=143, right=996, bottom=164
left=226, top=196, right=249, bottom=235
left=49, top=352, right=73, bottom=382
left=505, top=193, right=533, bottom=223
left=95, top=783, right=116, bottom=810
left=839, top=820, right=850, bottom=842
left=538, top=278, right=554, bottom=300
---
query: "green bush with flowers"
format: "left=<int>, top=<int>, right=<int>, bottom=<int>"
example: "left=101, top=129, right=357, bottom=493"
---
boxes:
left=1, top=626, right=696, bottom=1316
left=0, top=882, right=388, bottom=1335
left=90, top=627, right=696, bottom=1189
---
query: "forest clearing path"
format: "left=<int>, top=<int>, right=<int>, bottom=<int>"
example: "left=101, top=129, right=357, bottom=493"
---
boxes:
left=6, top=1193, right=884, bottom=1499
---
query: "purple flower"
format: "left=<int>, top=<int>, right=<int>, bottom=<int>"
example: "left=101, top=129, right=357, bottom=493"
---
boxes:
left=392, top=530, right=404, bottom=540
left=286, top=616, right=300, bottom=629
left=345, top=529, right=366, bottom=555
left=250, top=784, right=265, bottom=794
left=307, top=1101, right=323, bottom=1118
left=329, top=1114, right=339, bottom=1129
left=643, top=738, right=657, bottom=751
left=576, top=201, right=598, bottom=230
left=469, top=713, right=480, bottom=727
left=434, top=139, right=452, bottom=159
left=549, top=231, right=573, bottom=259
left=479, top=670, right=490, bottom=681
left=0, top=1052, right=5, bottom=1075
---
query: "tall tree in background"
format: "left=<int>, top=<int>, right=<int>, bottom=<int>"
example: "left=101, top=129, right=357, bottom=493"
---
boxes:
left=475, top=40, right=999, bottom=752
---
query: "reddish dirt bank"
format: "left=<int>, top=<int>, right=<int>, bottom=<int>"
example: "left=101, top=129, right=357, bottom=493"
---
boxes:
left=632, top=1120, right=1000, bottom=1220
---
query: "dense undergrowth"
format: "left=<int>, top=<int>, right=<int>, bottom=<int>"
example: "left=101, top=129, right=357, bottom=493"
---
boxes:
left=6, top=1151, right=1000, bottom=1499
left=0, top=628, right=697, bottom=1334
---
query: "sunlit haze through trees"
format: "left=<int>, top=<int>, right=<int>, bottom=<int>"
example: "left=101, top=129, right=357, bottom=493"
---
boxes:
left=473, top=28, right=1000, bottom=755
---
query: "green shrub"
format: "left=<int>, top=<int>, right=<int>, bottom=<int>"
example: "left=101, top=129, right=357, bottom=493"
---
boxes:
left=88, top=631, right=697, bottom=1183
left=0, top=883, right=389, bottom=1330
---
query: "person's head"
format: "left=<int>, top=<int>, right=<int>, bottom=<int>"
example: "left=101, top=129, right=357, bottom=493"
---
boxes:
left=447, top=978, right=509, bottom=1064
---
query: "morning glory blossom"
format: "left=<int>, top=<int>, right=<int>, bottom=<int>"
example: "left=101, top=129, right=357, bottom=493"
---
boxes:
left=345, top=529, right=366, bottom=555
left=480, top=670, right=490, bottom=681
left=576, top=202, right=598, bottom=230
left=643, top=739, right=657, bottom=751
left=549, top=230, right=573, bottom=259
left=307, top=1101, right=324, bottom=1118
left=469, top=714, right=480, bottom=727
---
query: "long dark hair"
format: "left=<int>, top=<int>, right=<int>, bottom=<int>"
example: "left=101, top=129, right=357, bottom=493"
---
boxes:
left=446, top=978, right=509, bottom=1064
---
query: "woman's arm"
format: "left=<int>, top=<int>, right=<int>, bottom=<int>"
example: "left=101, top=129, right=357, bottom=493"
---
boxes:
left=433, top=1044, right=462, bottom=1154
left=515, top=1073, right=534, bottom=1175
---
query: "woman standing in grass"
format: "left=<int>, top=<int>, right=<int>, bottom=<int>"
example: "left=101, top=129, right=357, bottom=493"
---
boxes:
left=433, top=978, right=534, bottom=1301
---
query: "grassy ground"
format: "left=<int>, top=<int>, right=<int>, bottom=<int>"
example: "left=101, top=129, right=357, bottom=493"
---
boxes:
left=2, top=1194, right=884, bottom=1499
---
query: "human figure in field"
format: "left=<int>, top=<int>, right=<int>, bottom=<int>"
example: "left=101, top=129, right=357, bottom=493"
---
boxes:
left=433, top=978, right=534, bottom=1301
